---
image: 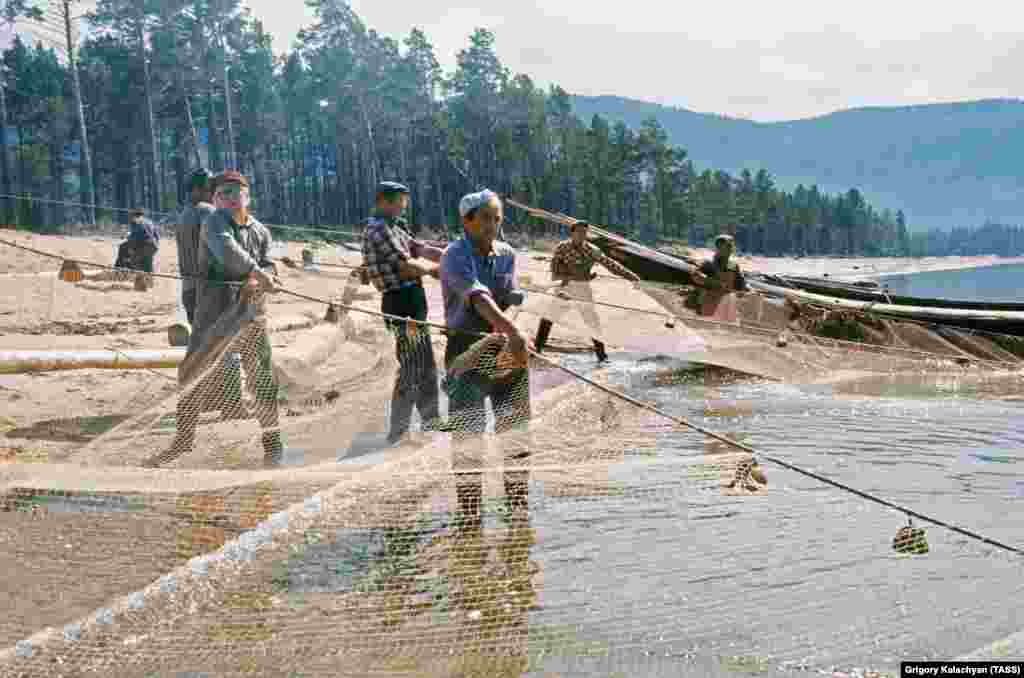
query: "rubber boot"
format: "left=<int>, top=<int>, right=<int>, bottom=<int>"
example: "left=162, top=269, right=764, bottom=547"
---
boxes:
left=504, top=471, right=529, bottom=516
left=593, top=339, right=608, bottom=363
left=534, top=318, right=553, bottom=353
left=455, top=478, right=483, bottom=531
left=145, top=431, right=193, bottom=468
left=262, top=430, right=284, bottom=467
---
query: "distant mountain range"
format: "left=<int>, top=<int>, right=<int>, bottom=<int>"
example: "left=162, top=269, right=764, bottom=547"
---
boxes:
left=570, top=95, right=1024, bottom=230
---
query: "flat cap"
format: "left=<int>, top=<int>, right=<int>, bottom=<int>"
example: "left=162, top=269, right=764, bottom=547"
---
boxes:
left=188, top=168, right=212, bottom=189
left=570, top=220, right=591, bottom=231
left=376, top=181, right=409, bottom=195
left=217, top=170, right=249, bottom=188
left=715, top=233, right=735, bottom=245
left=458, top=189, right=499, bottom=217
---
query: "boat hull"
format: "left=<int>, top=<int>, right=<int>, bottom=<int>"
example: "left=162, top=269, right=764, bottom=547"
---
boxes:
left=762, top=274, right=1024, bottom=312
left=749, top=279, right=1024, bottom=336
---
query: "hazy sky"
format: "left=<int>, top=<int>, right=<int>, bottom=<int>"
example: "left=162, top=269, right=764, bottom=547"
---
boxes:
left=24, top=0, right=1022, bottom=122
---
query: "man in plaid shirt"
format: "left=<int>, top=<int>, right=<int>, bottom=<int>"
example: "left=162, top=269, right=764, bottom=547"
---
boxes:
left=361, top=181, right=445, bottom=446
left=540, top=220, right=640, bottom=362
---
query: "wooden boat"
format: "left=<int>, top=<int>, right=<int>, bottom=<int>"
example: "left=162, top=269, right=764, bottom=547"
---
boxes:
left=760, top=273, right=1024, bottom=312
left=588, top=233, right=699, bottom=285
left=748, top=277, right=1024, bottom=336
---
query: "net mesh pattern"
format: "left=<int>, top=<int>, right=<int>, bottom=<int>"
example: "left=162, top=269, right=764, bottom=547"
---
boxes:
left=1, top=232, right=1023, bottom=677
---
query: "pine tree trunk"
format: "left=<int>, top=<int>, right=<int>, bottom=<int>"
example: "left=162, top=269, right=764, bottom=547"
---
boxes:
left=137, top=20, right=160, bottom=211
left=184, top=93, right=201, bottom=168
left=0, top=75, right=12, bottom=224
left=64, top=0, right=94, bottom=225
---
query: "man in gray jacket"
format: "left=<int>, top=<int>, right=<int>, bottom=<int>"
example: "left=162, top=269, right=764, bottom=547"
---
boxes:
left=153, top=170, right=284, bottom=467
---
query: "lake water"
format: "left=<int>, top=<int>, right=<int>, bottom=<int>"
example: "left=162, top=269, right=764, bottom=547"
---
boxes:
left=284, top=346, right=1024, bottom=677
left=879, top=262, right=1024, bottom=303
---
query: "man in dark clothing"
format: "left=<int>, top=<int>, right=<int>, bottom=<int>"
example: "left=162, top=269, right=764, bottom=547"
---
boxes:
left=124, top=208, right=160, bottom=273
left=687, top=233, right=747, bottom=316
left=360, top=181, right=444, bottom=446
left=175, top=169, right=216, bottom=328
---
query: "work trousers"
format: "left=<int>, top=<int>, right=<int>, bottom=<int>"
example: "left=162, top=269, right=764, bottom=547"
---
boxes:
left=444, top=331, right=532, bottom=524
left=182, top=285, right=197, bottom=328
left=381, top=284, right=440, bottom=443
left=164, top=322, right=281, bottom=466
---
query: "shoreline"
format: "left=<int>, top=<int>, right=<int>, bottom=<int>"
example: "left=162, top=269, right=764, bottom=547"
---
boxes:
left=685, top=246, right=1024, bottom=282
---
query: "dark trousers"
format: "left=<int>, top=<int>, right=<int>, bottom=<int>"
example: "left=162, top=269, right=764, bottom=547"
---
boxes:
left=137, top=252, right=155, bottom=273
left=382, top=284, right=440, bottom=443
left=444, top=332, right=532, bottom=523
left=182, top=286, right=197, bottom=328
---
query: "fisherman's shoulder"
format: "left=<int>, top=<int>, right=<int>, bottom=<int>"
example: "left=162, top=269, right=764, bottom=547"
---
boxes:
left=364, top=215, right=390, bottom=235
left=248, top=215, right=270, bottom=235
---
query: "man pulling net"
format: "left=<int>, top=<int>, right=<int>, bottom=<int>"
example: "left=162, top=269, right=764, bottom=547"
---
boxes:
left=150, top=170, right=285, bottom=468
left=537, top=219, right=642, bottom=362
left=686, top=233, right=748, bottom=320
left=441, top=190, right=531, bottom=529
left=361, top=181, right=444, bottom=446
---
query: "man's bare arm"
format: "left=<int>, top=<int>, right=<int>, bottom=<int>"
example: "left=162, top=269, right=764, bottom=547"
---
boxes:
left=471, top=294, right=526, bottom=351
left=416, top=243, right=444, bottom=263
left=398, top=259, right=439, bottom=280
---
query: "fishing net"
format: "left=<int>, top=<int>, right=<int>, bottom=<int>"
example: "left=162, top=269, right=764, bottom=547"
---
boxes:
left=2, top=231, right=1024, bottom=678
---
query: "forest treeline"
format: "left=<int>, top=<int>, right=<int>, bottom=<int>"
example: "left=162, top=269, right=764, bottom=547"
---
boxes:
left=0, top=0, right=1017, bottom=256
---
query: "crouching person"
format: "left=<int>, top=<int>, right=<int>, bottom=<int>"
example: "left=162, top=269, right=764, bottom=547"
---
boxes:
left=441, top=190, right=531, bottom=529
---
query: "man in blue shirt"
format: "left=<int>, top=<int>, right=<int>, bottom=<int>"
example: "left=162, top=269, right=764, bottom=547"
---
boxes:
left=440, top=189, right=530, bottom=528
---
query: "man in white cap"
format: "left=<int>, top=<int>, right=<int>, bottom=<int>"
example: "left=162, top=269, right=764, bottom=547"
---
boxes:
left=440, top=189, right=531, bottom=528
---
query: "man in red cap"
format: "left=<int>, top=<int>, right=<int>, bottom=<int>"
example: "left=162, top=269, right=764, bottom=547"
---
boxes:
left=160, top=170, right=285, bottom=467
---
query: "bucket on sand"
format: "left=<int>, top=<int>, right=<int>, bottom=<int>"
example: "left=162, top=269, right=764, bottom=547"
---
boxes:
left=134, top=273, right=151, bottom=291
left=301, top=249, right=314, bottom=267
left=168, top=322, right=191, bottom=347
left=58, top=260, right=84, bottom=283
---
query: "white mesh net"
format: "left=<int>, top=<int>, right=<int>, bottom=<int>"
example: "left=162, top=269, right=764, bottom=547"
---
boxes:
left=2, top=230, right=1023, bottom=678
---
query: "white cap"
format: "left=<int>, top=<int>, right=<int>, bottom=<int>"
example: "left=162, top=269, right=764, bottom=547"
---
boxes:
left=458, top=189, right=499, bottom=217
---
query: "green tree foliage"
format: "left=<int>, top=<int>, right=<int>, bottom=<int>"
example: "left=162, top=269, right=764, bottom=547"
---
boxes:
left=0, top=1, right=1014, bottom=254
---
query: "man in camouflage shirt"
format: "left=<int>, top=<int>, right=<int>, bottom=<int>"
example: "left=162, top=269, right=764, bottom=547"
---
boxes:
left=361, top=181, right=445, bottom=446
left=174, top=168, right=216, bottom=329
left=543, top=220, right=641, bottom=362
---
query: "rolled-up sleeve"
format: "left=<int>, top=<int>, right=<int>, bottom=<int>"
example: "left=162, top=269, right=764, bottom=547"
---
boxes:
left=594, top=249, right=637, bottom=280
left=441, top=246, right=491, bottom=303
left=206, top=215, right=259, bottom=279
